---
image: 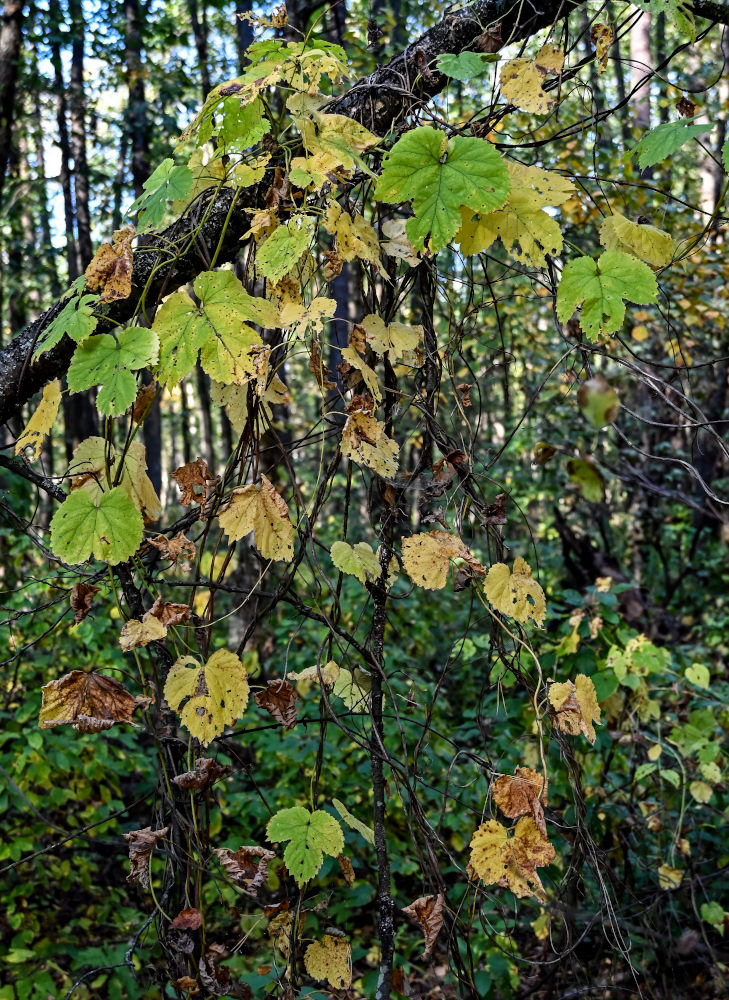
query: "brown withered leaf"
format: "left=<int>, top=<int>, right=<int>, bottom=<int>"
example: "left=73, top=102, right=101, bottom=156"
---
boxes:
left=337, top=853, right=355, bottom=886
left=70, top=583, right=99, bottom=624
left=173, top=756, right=231, bottom=790
left=171, top=907, right=203, bottom=931
left=172, top=458, right=219, bottom=506
left=200, top=943, right=252, bottom=998
left=148, top=531, right=196, bottom=564
left=323, top=249, right=343, bottom=281
left=457, top=383, right=472, bottom=408
left=480, top=493, right=507, bottom=526
left=170, top=976, right=200, bottom=994
left=309, top=339, right=335, bottom=390
left=492, top=766, right=548, bottom=836
left=402, top=893, right=444, bottom=958
left=39, top=670, right=144, bottom=732
left=676, top=96, right=696, bottom=118
left=123, top=826, right=169, bottom=888
left=214, top=845, right=276, bottom=894
left=84, top=226, right=135, bottom=302
left=392, top=966, right=408, bottom=996
left=473, top=22, right=502, bottom=52
left=147, top=596, right=191, bottom=627
left=254, top=679, right=298, bottom=730
left=132, top=382, right=157, bottom=423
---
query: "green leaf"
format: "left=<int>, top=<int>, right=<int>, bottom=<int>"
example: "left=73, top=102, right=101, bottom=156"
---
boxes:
left=630, top=118, right=713, bottom=171
left=685, top=663, right=710, bottom=689
left=266, top=806, right=344, bottom=886
left=332, top=797, right=375, bottom=846
left=567, top=457, right=604, bottom=503
left=34, top=294, right=99, bottom=357
left=256, top=216, right=315, bottom=283
left=700, top=901, right=725, bottom=932
left=556, top=250, right=657, bottom=341
left=50, top=487, right=143, bottom=565
left=435, top=51, right=499, bottom=82
left=218, top=96, right=271, bottom=153
left=634, top=0, right=694, bottom=40
left=722, top=134, right=729, bottom=174
left=129, top=158, right=194, bottom=228
left=67, top=327, right=159, bottom=416
left=374, top=125, right=510, bottom=252
left=330, top=540, right=379, bottom=585
left=153, top=269, right=271, bottom=386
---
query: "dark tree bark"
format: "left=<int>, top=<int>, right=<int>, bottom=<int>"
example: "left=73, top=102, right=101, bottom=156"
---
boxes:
left=68, top=0, right=93, bottom=270
left=0, top=0, right=23, bottom=207
left=235, top=0, right=253, bottom=72
left=49, top=0, right=79, bottom=283
left=125, top=0, right=151, bottom=199
left=188, top=0, right=211, bottom=100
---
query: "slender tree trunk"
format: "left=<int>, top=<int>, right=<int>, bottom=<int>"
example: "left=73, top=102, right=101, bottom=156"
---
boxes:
left=125, top=0, right=150, bottom=199
left=235, top=0, right=253, bottom=72
left=188, top=0, right=211, bottom=100
left=49, top=0, right=79, bottom=283
left=111, top=128, right=129, bottom=231
left=68, top=0, right=93, bottom=270
left=32, top=88, right=62, bottom=300
left=0, top=0, right=23, bottom=207
left=630, top=11, right=651, bottom=131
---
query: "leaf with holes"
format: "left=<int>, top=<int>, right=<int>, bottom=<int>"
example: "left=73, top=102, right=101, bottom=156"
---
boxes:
left=484, top=558, right=546, bottom=625
left=402, top=530, right=485, bottom=591
left=163, top=649, right=250, bottom=746
left=39, top=670, right=145, bottom=733
left=218, top=475, right=294, bottom=561
left=470, top=817, right=555, bottom=902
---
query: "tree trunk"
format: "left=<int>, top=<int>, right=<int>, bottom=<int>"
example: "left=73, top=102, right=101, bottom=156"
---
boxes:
left=0, top=0, right=23, bottom=207
left=49, top=0, right=79, bottom=283
left=125, top=0, right=150, bottom=199
left=188, top=0, right=211, bottom=100
left=68, top=0, right=93, bottom=270
left=630, top=10, right=651, bottom=131
left=235, top=0, right=253, bottom=72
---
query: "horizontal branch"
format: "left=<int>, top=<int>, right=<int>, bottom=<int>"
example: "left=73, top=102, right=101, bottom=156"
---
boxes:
left=0, top=0, right=726, bottom=426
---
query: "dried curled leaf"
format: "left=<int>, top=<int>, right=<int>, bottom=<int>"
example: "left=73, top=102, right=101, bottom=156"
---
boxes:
left=402, top=893, right=444, bottom=958
left=163, top=649, right=250, bottom=746
left=171, top=907, right=203, bottom=931
left=213, top=845, right=276, bottom=894
left=599, top=212, right=674, bottom=267
left=148, top=531, right=196, bottom=564
left=484, top=557, right=546, bottom=626
left=304, top=934, right=352, bottom=990
left=492, top=766, right=548, bottom=836
left=402, top=530, right=485, bottom=591
left=123, top=825, right=169, bottom=888
left=340, top=409, right=399, bottom=478
left=548, top=674, right=601, bottom=744
left=119, top=614, right=167, bottom=651
left=84, top=226, right=135, bottom=302
left=218, top=475, right=294, bottom=562
left=470, top=816, right=556, bottom=902
left=39, top=670, right=145, bottom=733
left=172, top=457, right=219, bottom=506
left=254, top=679, right=298, bottom=730
left=15, top=380, right=62, bottom=459
left=173, top=756, right=230, bottom=790
left=70, top=582, right=100, bottom=624
left=590, top=23, right=613, bottom=73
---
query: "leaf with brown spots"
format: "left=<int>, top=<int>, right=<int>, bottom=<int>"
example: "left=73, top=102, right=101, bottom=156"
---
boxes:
left=132, top=382, right=157, bottom=423
left=492, top=766, right=548, bottom=836
left=70, top=582, right=99, bottom=624
left=337, top=854, right=355, bottom=886
left=402, top=893, right=445, bottom=958
left=254, top=679, right=298, bottom=730
left=172, top=457, right=219, bottom=506
left=39, top=670, right=145, bottom=733
left=213, top=845, right=276, bottom=893
left=123, top=825, right=169, bottom=888
left=84, top=227, right=135, bottom=302
left=147, top=597, right=191, bottom=627
left=171, top=907, right=202, bottom=931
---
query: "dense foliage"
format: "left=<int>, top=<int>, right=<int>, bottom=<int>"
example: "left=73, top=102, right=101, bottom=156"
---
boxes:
left=2, top=1, right=729, bottom=998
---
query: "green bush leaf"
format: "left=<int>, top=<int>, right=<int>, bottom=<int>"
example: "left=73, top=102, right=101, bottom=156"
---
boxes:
left=557, top=250, right=657, bottom=341
left=374, top=125, right=509, bottom=252
left=67, top=327, right=159, bottom=415
left=266, top=806, right=344, bottom=886
left=129, top=157, right=194, bottom=228
left=34, top=294, right=99, bottom=357
left=50, top=487, right=143, bottom=565
left=256, top=216, right=316, bottom=283
left=435, top=51, right=498, bottom=82
left=630, top=118, right=713, bottom=171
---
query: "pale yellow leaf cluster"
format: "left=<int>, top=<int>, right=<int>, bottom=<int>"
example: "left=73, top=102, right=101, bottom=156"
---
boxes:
left=484, top=557, right=546, bottom=626
left=470, top=816, right=556, bottom=902
left=15, top=380, right=62, bottom=459
left=323, top=202, right=384, bottom=274
left=218, top=475, right=294, bottom=561
left=296, top=109, right=377, bottom=170
left=380, top=218, right=420, bottom=267
left=279, top=295, right=337, bottom=337
left=457, top=163, right=574, bottom=266
left=599, top=212, right=674, bottom=267
left=69, top=437, right=161, bottom=523
left=119, top=615, right=166, bottom=651
left=163, top=649, right=250, bottom=746
left=402, top=530, right=485, bottom=591
left=340, top=344, right=382, bottom=402
left=548, top=674, right=601, bottom=744
left=340, top=409, right=399, bottom=477
left=332, top=666, right=371, bottom=710
left=289, top=659, right=340, bottom=696
left=304, top=934, right=352, bottom=990
left=360, top=313, right=423, bottom=358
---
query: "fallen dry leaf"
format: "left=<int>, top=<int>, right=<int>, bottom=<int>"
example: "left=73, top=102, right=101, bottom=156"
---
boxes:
left=402, top=893, right=444, bottom=958
left=123, top=826, right=169, bottom=888
left=254, top=678, right=298, bottom=730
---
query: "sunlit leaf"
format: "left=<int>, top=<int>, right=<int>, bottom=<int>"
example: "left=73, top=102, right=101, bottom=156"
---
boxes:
left=163, top=649, right=250, bottom=746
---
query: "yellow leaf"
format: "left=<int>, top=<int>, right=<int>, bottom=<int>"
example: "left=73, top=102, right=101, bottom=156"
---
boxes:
left=402, top=530, right=485, bottom=591
left=323, top=202, right=385, bottom=274
left=380, top=218, right=420, bottom=266
left=304, top=934, right=352, bottom=990
left=296, top=109, right=378, bottom=170
left=119, top=614, right=167, bottom=651
left=689, top=780, right=713, bottom=804
left=360, top=313, right=423, bottom=358
left=535, top=43, right=564, bottom=75
left=500, top=57, right=558, bottom=115
left=484, top=557, right=546, bottom=626
left=470, top=816, right=556, bottom=903
left=340, top=345, right=382, bottom=403
left=590, top=23, right=614, bottom=73
left=172, top=147, right=227, bottom=213
left=457, top=162, right=574, bottom=266
left=332, top=667, right=371, bottom=710
left=218, top=475, right=294, bottom=562
left=163, top=649, right=249, bottom=746
left=658, top=863, right=683, bottom=890
left=15, top=380, right=62, bottom=459
left=599, top=213, right=674, bottom=266
left=340, top=409, right=399, bottom=477
left=279, top=295, right=337, bottom=337
left=631, top=323, right=650, bottom=342
left=289, top=659, right=340, bottom=696
left=548, top=674, right=601, bottom=744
